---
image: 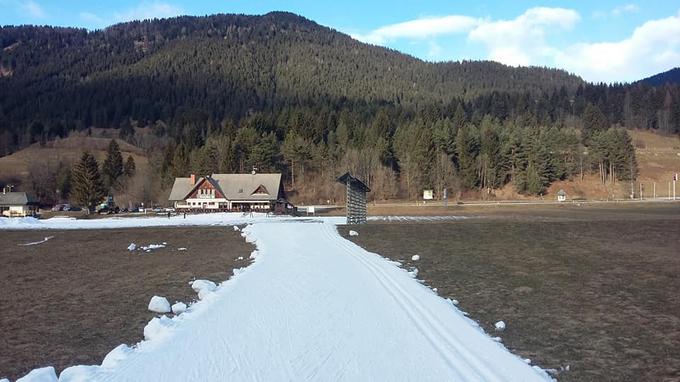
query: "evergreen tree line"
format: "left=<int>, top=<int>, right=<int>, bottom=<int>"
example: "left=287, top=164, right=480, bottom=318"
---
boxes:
left=153, top=103, right=637, bottom=202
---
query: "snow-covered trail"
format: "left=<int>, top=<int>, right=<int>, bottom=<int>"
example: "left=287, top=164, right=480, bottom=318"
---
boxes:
left=58, top=221, right=548, bottom=382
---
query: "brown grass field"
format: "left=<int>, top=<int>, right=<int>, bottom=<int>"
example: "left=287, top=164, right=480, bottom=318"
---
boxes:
left=342, top=203, right=680, bottom=381
left=0, top=226, right=252, bottom=380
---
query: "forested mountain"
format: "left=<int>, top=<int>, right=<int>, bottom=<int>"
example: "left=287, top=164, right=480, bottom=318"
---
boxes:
left=639, top=68, right=680, bottom=87
left=0, top=12, right=678, bottom=203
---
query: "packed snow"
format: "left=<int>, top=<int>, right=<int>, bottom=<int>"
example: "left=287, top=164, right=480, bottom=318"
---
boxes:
left=45, top=220, right=550, bottom=382
left=16, top=367, right=57, bottom=382
left=0, top=213, right=345, bottom=230
left=148, top=296, right=171, bottom=314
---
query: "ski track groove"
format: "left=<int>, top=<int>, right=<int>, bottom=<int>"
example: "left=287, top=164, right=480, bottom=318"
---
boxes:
left=321, top=223, right=504, bottom=382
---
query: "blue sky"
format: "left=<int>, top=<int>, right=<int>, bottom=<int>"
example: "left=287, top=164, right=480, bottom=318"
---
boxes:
left=1, top=0, right=679, bottom=83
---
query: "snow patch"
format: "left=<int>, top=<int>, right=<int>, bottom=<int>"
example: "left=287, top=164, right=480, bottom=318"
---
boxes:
left=19, top=236, right=54, bottom=246
left=233, top=225, right=240, bottom=231
left=348, top=230, right=359, bottom=236
left=408, top=268, right=418, bottom=278
left=495, top=320, right=506, bottom=331
left=127, top=243, right=136, bottom=251
left=171, top=302, right=187, bottom=315
left=177, top=247, right=187, bottom=251
left=148, top=296, right=171, bottom=313
left=16, top=366, right=58, bottom=382
left=141, top=243, right=165, bottom=251
left=411, top=254, right=420, bottom=261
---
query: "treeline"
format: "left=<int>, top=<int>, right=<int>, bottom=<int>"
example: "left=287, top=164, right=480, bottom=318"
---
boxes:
left=154, top=103, right=637, bottom=202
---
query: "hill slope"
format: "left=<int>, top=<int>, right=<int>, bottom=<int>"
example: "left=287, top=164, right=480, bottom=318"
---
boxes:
left=0, top=12, right=581, bottom=132
left=639, top=67, right=680, bottom=86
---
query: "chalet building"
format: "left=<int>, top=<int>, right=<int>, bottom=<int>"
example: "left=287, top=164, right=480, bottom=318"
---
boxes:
left=169, top=173, right=288, bottom=212
left=0, top=190, right=38, bottom=217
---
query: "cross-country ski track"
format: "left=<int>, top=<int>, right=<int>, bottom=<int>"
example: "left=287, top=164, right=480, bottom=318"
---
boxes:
left=4, top=216, right=551, bottom=381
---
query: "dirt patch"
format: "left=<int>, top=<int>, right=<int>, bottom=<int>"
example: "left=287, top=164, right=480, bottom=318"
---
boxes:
left=0, top=226, right=253, bottom=380
left=343, top=205, right=680, bottom=381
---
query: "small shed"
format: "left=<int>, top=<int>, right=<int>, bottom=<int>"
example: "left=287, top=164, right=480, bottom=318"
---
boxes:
left=557, top=189, right=567, bottom=202
left=337, top=172, right=370, bottom=224
left=0, top=191, right=38, bottom=217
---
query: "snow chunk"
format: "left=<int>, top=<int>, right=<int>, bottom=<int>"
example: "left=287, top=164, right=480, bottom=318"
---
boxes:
left=237, top=256, right=244, bottom=260
left=141, top=243, right=165, bottom=251
left=127, top=243, right=136, bottom=251
left=177, top=247, right=187, bottom=251
left=348, top=230, right=359, bottom=236
left=148, top=296, right=171, bottom=313
left=524, top=358, right=532, bottom=364
left=411, top=254, right=420, bottom=261
left=249, top=250, right=259, bottom=259
left=17, top=366, right=58, bottom=382
left=495, top=320, right=506, bottom=331
left=408, top=268, right=418, bottom=278
left=172, top=302, right=187, bottom=315
left=233, top=225, right=240, bottom=231
left=192, top=279, right=217, bottom=299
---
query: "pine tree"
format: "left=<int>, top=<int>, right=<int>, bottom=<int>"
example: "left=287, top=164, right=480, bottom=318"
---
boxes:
left=71, top=151, right=106, bottom=212
left=123, top=155, right=136, bottom=177
left=455, top=124, right=480, bottom=189
left=102, top=139, right=124, bottom=190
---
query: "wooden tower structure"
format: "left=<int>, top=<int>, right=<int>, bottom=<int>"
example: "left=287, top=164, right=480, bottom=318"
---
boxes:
left=337, top=172, right=370, bottom=224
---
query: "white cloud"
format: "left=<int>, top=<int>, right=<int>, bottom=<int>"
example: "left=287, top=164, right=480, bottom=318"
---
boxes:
left=612, top=4, right=639, bottom=16
left=468, top=7, right=580, bottom=66
left=349, top=7, right=680, bottom=83
left=556, top=10, right=680, bottom=82
left=113, top=1, right=183, bottom=23
left=20, top=0, right=45, bottom=19
left=352, top=15, right=480, bottom=45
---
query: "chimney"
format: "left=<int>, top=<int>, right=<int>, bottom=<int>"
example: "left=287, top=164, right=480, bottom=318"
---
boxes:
left=190, top=174, right=196, bottom=185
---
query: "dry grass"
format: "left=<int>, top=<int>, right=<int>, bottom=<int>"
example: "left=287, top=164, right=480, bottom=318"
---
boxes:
left=343, top=204, right=680, bottom=381
left=0, top=227, right=253, bottom=380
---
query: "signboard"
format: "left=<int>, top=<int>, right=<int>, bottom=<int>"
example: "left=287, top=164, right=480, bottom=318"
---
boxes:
left=423, top=190, right=434, bottom=200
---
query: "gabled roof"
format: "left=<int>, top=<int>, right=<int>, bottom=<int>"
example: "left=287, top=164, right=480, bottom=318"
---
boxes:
left=168, top=173, right=283, bottom=201
left=168, top=178, right=194, bottom=201
left=211, top=173, right=282, bottom=201
left=337, top=172, right=371, bottom=192
left=0, top=192, right=38, bottom=206
left=557, top=189, right=567, bottom=196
